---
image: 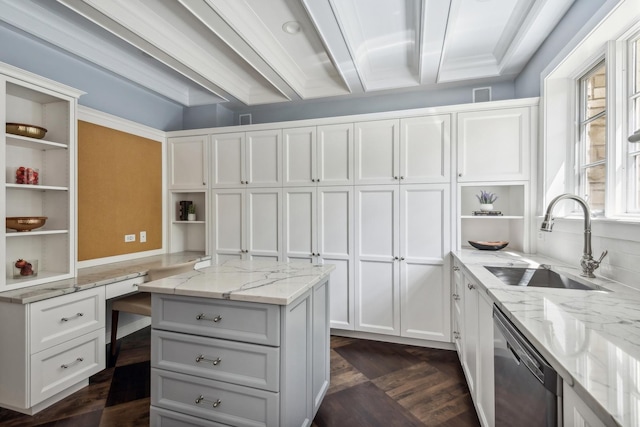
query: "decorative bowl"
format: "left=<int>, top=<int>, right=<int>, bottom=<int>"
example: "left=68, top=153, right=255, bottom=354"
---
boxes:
left=6, top=216, right=48, bottom=232
left=468, top=240, right=509, bottom=251
left=13, top=259, right=38, bottom=279
left=6, top=123, right=48, bottom=139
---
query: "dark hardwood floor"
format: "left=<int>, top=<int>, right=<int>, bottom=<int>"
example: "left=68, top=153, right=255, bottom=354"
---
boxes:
left=0, top=328, right=479, bottom=426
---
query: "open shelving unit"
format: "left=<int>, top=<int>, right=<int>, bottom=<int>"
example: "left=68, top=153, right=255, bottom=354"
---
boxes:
left=168, top=190, right=208, bottom=253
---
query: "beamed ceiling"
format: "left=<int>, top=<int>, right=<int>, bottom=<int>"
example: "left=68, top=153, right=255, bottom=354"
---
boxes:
left=0, top=0, right=574, bottom=110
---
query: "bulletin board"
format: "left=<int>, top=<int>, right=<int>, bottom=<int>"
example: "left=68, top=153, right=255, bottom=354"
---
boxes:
left=78, top=120, right=162, bottom=260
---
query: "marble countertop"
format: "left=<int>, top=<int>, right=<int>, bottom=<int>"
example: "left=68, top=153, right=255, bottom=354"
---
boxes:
left=453, top=249, right=640, bottom=427
left=0, top=252, right=209, bottom=304
left=138, top=259, right=335, bottom=305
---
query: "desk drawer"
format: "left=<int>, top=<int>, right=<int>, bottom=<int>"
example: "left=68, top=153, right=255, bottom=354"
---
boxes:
left=30, top=329, right=105, bottom=405
left=152, top=368, right=279, bottom=427
left=30, top=287, right=105, bottom=353
left=152, top=329, right=279, bottom=392
left=152, top=294, right=280, bottom=346
left=106, top=277, right=145, bottom=300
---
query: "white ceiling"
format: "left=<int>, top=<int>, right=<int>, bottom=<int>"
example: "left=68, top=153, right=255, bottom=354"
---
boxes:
left=0, top=0, right=574, bottom=110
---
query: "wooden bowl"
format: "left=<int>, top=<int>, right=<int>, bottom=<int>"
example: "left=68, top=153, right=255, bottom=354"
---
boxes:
left=468, top=240, right=509, bottom=251
left=6, top=216, right=47, bottom=232
left=6, top=123, right=48, bottom=139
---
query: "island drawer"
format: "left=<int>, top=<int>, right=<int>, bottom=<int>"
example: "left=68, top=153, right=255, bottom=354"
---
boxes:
left=150, top=406, right=230, bottom=426
left=151, top=329, right=280, bottom=392
left=30, top=329, right=105, bottom=405
left=151, top=368, right=279, bottom=427
left=152, top=294, right=280, bottom=346
left=30, top=287, right=105, bottom=353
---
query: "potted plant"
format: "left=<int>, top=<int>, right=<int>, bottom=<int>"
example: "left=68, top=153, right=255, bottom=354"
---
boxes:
left=476, top=190, right=498, bottom=211
left=187, top=204, right=196, bottom=221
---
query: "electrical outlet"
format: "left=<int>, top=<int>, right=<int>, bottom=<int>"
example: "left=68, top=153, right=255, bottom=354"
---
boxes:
left=140, top=231, right=147, bottom=243
left=124, top=234, right=136, bottom=242
left=538, top=231, right=545, bottom=241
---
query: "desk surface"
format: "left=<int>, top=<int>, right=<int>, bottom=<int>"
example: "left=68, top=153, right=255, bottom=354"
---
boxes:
left=0, top=252, right=209, bottom=304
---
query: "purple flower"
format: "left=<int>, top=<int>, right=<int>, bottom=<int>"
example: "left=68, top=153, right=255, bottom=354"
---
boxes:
left=476, top=190, right=498, bottom=204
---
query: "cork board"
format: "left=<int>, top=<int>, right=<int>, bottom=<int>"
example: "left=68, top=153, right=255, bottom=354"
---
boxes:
left=78, top=121, right=162, bottom=260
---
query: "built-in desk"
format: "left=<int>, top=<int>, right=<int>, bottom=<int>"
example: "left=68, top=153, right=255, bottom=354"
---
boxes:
left=0, top=251, right=209, bottom=415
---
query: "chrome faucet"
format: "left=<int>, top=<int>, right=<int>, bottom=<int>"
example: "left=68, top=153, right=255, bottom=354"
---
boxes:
left=540, top=193, right=608, bottom=278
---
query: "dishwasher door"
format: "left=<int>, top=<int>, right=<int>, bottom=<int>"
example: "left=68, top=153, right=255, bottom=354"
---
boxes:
left=493, top=306, right=560, bottom=427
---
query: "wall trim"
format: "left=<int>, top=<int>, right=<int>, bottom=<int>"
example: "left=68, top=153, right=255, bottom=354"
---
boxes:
left=78, top=105, right=166, bottom=142
left=77, top=248, right=166, bottom=269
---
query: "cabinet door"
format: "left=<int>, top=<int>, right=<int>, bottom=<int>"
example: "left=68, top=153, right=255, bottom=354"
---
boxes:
left=246, top=130, right=282, bottom=187
left=355, top=186, right=400, bottom=335
left=168, top=135, right=208, bottom=189
left=476, top=290, right=495, bottom=427
left=311, top=279, right=330, bottom=416
left=317, top=123, right=354, bottom=185
left=246, top=188, right=282, bottom=260
left=564, top=383, right=606, bottom=427
left=400, top=115, right=450, bottom=183
left=452, top=262, right=464, bottom=354
left=211, top=132, right=245, bottom=187
left=318, top=186, right=354, bottom=330
left=457, top=107, right=530, bottom=181
left=462, top=276, right=478, bottom=396
left=283, top=187, right=317, bottom=262
left=283, top=127, right=316, bottom=186
left=354, top=120, right=400, bottom=185
left=399, top=184, right=450, bottom=341
left=211, top=188, right=245, bottom=263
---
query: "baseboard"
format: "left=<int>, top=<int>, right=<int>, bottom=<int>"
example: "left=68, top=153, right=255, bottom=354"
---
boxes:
left=330, top=329, right=456, bottom=351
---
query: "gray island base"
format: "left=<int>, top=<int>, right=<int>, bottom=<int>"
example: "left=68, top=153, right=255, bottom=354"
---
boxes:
left=138, top=260, right=335, bottom=427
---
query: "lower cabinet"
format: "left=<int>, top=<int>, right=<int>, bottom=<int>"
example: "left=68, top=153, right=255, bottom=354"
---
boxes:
left=453, top=259, right=494, bottom=427
left=150, top=279, right=330, bottom=427
left=563, top=383, right=606, bottom=427
left=0, top=287, right=106, bottom=414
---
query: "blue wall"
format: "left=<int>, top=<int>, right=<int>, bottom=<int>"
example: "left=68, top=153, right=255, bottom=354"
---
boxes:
left=0, top=23, right=184, bottom=131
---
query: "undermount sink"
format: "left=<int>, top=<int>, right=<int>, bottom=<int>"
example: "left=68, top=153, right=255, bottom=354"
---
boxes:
left=484, top=266, right=608, bottom=291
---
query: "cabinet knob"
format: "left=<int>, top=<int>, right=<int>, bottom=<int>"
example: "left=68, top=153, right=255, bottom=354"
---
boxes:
left=453, top=331, right=460, bottom=340
left=393, top=176, right=399, bottom=180
left=453, top=293, right=460, bottom=301
left=203, top=182, right=206, bottom=186
left=400, top=257, right=405, bottom=261
left=394, top=256, right=399, bottom=260
left=467, top=283, right=475, bottom=290
left=453, top=266, right=460, bottom=271
left=458, top=173, right=462, bottom=177
left=400, top=176, right=404, bottom=180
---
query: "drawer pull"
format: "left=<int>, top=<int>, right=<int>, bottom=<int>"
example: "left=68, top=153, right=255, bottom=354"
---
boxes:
left=195, top=395, right=222, bottom=408
left=196, top=314, right=223, bottom=323
left=61, top=312, right=84, bottom=322
left=61, top=357, right=84, bottom=369
left=195, top=355, right=222, bottom=366
left=453, top=293, right=460, bottom=301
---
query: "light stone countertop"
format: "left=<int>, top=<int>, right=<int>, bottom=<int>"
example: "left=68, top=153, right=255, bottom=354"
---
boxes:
left=0, top=252, right=209, bottom=304
left=453, top=248, right=640, bottom=427
left=138, top=259, right=335, bottom=305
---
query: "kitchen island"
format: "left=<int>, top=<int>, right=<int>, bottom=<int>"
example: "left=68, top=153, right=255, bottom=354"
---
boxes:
left=139, top=260, right=335, bottom=427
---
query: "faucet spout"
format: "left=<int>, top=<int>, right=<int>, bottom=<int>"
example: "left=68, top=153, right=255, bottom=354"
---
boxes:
left=540, top=194, right=606, bottom=278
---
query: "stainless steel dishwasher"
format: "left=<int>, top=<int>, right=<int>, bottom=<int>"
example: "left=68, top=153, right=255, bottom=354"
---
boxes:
left=493, top=305, right=561, bottom=426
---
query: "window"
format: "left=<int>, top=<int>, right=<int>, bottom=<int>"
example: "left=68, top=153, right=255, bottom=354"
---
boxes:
left=577, top=62, right=607, bottom=214
left=628, top=37, right=640, bottom=212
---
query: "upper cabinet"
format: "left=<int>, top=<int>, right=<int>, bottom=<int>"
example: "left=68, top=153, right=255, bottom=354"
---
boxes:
left=168, top=135, right=208, bottom=189
left=1, top=63, right=83, bottom=290
left=212, top=129, right=282, bottom=188
left=457, top=107, right=531, bottom=182
left=283, top=124, right=354, bottom=187
left=355, top=115, right=451, bottom=185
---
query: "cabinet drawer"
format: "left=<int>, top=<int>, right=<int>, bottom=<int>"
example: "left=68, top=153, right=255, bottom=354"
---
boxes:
left=30, top=287, right=105, bottom=353
left=151, top=368, right=279, bottom=427
left=152, top=294, right=280, bottom=346
left=30, top=329, right=105, bottom=405
left=152, top=330, right=279, bottom=392
left=151, top=406, right=231, bottom=426
left=106, top=276, right=145, bottom=300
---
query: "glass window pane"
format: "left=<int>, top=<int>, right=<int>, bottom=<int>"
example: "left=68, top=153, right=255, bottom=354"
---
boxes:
left=585, top=64, right=606, bottom=119
left=585, top=115, right=606, bottom=163
left=584, top=164, right=606, bottom=212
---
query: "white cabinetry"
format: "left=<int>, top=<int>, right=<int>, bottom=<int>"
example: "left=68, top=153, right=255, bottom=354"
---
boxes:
left=400, top=115, right=451, bottom=183
left=169, top=191, right=207, bottom=253
left=354, top=119, right=399, bottom=185
left=283, top=186, right=355, bottom=330
left=168, top=135, right=208, bottom=189
left=211, top=188, right=282, bottom=263
left=355, top=184, right=450, bottom=341
left=457, top=107, right=531, bottom=182
left=563, top=383, right=606, bottom=427
left=211, top=130, right=282, bottom=188
left=2, top=65, right=82, bottom=291
left=283, top=124, right=354, bottom=187
left=150, top=279, right=330, bottom=426
left=0, top=287, right=105, bottom=414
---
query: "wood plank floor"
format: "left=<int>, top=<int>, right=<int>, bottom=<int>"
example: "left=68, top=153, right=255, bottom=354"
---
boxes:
left=0, top=327, right=479, bottom=426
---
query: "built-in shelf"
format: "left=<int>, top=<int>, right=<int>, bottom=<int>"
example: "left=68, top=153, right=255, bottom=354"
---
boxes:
left=460, top=215, right=524, bottom=220
left=6, top=184, right=69, bottom=191
left=6, top=134, right=68, bottom=150
left=6, top=230, right=69, bottom=237
left=172, top=220, right=206, bottom=224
